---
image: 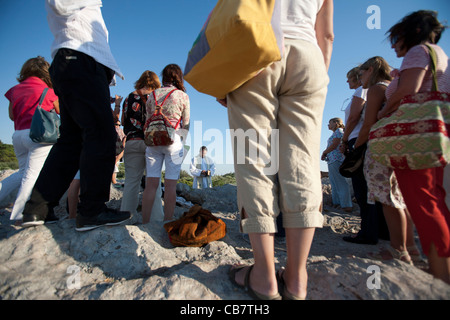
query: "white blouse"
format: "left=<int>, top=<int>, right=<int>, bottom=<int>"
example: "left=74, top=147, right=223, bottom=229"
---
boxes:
left=45, top=0, right=124, bottom=81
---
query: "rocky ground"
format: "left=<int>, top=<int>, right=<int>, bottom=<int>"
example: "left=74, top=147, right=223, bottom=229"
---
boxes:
left=0, top=170, right=449, bottom=300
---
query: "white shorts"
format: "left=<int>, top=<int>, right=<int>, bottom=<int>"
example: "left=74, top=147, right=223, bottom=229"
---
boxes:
left=145, top=135, right=185, bottom=180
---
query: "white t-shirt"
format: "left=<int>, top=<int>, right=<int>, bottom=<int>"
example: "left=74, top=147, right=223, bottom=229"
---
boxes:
left=45, top=0, right=124, bottom=81
left=280, top=0, right=325, bottom=45
left=344, top=86, right=368, bottom=141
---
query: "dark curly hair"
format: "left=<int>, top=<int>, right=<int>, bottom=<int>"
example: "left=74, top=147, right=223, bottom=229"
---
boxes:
left=387, top=10, right=447, bottom=51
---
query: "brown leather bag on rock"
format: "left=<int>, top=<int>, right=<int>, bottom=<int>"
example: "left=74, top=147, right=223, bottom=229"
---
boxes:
left=163, top=205, right=227, bottom=247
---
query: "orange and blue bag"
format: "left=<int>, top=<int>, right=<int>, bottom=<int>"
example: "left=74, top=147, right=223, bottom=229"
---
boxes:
left=184, top=0, right=284, bottom=99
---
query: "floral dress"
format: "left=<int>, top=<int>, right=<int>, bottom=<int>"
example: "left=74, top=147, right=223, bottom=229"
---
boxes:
left=364, top=81, right=406, bottom=209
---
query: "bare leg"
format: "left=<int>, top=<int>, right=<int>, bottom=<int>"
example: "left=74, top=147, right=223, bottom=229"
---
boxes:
left=233, top=232, right=279, bottom=297
left=427, top=243, right=450, bottom=284
left=283, top=227, right=315, bottom=299
left=163, top=179, right=177, bottom=221
left=382, top=204, right=407, bottom=251
left=67, top=179, right=80, bottom=219
left=232, top=209, right=278, bottom=297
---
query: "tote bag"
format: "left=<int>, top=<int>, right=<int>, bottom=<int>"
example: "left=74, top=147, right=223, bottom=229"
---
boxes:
left=184, top=0, right=283, bottom=99
left=29, top=88, right=60, bottom=144
left=368, top=45, right=450, bottom=170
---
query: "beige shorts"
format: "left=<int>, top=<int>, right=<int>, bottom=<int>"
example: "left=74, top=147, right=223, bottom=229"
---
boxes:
left=227, top=38, right=329, bottom=233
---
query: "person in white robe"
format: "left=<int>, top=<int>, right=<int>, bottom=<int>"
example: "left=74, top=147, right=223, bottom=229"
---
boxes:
left=190, top=146, right=215, bottom=189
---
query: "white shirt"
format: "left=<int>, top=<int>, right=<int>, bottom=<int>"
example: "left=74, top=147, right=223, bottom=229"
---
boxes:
left=45, top=0, right=124, bottom=81
left=344, top=86, right=367, bottom=141
left=280, top=0, right=325, bottom=45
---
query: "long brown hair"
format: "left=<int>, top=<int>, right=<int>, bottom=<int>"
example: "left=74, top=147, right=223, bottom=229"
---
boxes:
left=359, top=56, right=392, bottom=88
left=161, top=64, right=186, bottom=92
left=17, top=56, right=53, bottom=88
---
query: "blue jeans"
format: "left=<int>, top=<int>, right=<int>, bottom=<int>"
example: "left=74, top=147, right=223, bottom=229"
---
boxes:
left=328, top=160, right=353, bottom=208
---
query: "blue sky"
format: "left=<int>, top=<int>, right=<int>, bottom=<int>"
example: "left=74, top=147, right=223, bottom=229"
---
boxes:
left=1, top=0, right=449, bottom=174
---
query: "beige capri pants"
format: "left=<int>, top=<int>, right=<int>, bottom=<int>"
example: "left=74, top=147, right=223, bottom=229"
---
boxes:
left=227, top=38, right=329, bottom=233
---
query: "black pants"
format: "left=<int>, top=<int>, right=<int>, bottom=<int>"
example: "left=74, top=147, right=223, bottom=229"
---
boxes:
left=23, top=49, right=116, bottom=218
left=347, top=138, right=389, bottom=241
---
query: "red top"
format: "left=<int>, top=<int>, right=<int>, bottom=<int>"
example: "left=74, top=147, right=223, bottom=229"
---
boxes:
left=5, top=76, right=59, bottom=130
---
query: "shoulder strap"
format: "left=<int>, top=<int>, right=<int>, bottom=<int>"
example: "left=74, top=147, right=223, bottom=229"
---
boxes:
left=153, top=89, right=177, bottom=108
left=39, top=88, right=49, bottom=107
left=425, top=44, right=438, bottom=92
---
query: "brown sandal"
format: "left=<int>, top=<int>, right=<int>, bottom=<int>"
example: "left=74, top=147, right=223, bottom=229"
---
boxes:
left=276, top=267, right=306, bottom=300
left=229, top=264, right=281, bottom=300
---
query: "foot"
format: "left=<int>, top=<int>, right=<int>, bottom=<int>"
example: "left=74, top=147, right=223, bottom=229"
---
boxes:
left=276, top=267, right=307, bottom=300
left=407, top=245, right=424, bottom=262
left=368, top=246, right=413, bottom=264
left=22, top=213, right=46, bottom=228
left=76, top=207, right=130, bottom=232
left=229, top=265, right=281, bottom=300
left=22, top=208, right=58, bottom=228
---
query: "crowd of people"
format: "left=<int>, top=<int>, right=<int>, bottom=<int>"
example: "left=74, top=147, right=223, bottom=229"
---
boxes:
left=0, top=0, right=449, bottom=300
left=323, top=10, right=449, bottom=286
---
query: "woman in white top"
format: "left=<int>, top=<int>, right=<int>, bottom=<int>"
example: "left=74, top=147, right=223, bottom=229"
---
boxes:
left=341, top=67, right=367, bottom=148
left=341, top=66, right=389, bottom=246
left=228, top=0, right=334, bottom=300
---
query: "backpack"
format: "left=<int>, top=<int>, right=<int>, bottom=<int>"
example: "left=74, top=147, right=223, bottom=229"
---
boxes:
left=144, top=89, right=181, bottom=146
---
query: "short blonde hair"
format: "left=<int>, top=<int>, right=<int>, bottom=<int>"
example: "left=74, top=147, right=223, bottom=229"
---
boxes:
left=330, top=117, right=345, bottom=129
left=347, top=66, right=360, bottom=83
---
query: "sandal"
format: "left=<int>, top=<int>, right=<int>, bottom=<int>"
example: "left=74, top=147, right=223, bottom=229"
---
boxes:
left=276, top=267, right=306, bottom=300
left=407, top=245, right=424, bottom=263
left=367, top=246, right=413, bottom=265
left=229, top=264, right=281, bottom=300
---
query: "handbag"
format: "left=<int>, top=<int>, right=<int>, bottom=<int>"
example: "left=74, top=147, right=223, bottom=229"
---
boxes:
left=339, top=144, right=367, bottom=178
left=163, top=205, right=227, bottom=247
left=143, top=89, right=180, bottom=146
left=184, top=0, right=283, bottom=99
left=29, top=88, right=61, bottom=144
left=368, top=45, right=450, bottom=170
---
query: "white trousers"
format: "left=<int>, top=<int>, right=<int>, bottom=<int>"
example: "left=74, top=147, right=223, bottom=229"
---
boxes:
left=9, top=129, right=53, bottom=220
